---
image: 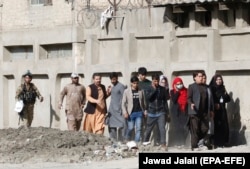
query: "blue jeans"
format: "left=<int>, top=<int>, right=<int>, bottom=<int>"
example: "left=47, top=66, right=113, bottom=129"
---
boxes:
left=125, top=111, right=143, bottom=142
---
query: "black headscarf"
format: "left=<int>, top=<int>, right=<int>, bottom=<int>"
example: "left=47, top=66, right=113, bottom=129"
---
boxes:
left=209, top=74, right=226, bottom=99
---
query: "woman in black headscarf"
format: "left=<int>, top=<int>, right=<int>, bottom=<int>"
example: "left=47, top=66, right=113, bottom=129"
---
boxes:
left=209, top=74, right=231, bottom=148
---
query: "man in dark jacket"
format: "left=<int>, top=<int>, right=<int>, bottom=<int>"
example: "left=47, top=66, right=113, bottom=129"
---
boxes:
left=142, top=74, right=169, bottom=151
left=187, top=70, right=214, bottom=150
left=137, top=67, right=152, bottom=142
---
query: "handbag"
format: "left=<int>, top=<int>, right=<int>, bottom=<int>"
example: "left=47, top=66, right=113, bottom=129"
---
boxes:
left=14, top=100, right=24, bottom=113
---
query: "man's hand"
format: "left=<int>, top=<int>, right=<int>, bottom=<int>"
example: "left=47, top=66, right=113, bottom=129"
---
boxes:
left=40, top=97, right=44, bottom=102
left=58, top=103, right=62, bottom=109
left=123, top=113, right=129, bottom=119
left=210, top=111, right=214, bottom=119
left=215, top=103, right=220, bottom=110
left=191, top=103, right=195, bottom=110
left=95, top=99, right=101, bottom=105
left=107, top=85, right=112, bottom=94
left=81, top=103, right=85, bottom=109
left=151, top=83, right=156, bottom=89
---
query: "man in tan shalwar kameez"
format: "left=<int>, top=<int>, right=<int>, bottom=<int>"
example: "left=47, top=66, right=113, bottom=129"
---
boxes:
left=83, top=73, right=109, bottom=135
left=59, top=73, right=86, bottom=131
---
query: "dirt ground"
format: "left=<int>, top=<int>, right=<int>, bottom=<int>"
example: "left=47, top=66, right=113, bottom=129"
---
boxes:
left=0, top=126, right=249, bottom=169
left=0, top=126, right=169, bottom=164
left=0, top=127, right=140, bottom=164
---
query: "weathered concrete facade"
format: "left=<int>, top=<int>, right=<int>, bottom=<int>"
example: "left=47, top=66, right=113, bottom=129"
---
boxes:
left=0, top=0, right=249, bottom=146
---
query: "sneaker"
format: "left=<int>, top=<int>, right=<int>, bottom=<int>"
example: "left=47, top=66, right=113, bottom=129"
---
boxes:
left=198, top=139, right=204, bottom=147
left=198, top=145, right=208, bottom=151
left=177, top=145, right=184, bottom=149
left=154, top=142, right=160, bottom=146
left=126, top=141, right=138, bottom=150
left=142, top=141, right=151, bottom=146
left=192, top=147, right=200, bottom=151
left=159, top=144, right=168, bottom=151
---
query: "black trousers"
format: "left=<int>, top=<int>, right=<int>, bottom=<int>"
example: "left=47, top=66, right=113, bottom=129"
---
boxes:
left=189, top=114, right=209, bottom=149
left=144, top=113, right=166, bottom=145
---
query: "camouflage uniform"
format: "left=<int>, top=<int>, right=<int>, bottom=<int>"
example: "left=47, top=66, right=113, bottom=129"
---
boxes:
left=15, top=83, right=43, bottom=127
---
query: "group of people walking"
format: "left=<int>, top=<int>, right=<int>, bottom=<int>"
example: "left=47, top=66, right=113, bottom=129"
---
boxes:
left=15, top=68, right=231, bottom=151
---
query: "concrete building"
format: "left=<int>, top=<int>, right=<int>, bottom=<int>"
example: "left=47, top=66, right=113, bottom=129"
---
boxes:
left=0, top=0, right=249, bottom=146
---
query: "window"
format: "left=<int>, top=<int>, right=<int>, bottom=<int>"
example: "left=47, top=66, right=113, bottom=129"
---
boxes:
left=40, top=43, right=72, bottom=59
left=218, top=2, right=236, bottom=28
left=242, top=4, right=250, bottom=27
left=31, top=0, right=52, bottom=6
left=219, top=9, right=236, bottom=28
left=172, top=5, right=190, bottom=28
left=196, top=11, right=212, bottom=27
left=4, top=46, right=34, bottom=61
left=174, top=13, right=190, bottom=28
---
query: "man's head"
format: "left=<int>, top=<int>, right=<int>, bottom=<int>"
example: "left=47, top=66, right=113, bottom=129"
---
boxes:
left=151, top=74, right=160, bottom=87
left=109, top=72, right=118, bottom=86
left=130, top=76, right=139, bottom=90
left=201, top=71, right=207, bottom=85
left=22, top=70, right=33, bottom=84
left=92, top=73, right=102, bottom=86
left=71, top=73, right=79, bottom=84
left=193, top=70, right=204, bottom=84
left=138, top=67, right=147, bottom=81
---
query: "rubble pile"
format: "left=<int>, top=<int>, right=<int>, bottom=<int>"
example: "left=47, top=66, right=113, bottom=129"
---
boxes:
left=0, top=127, right=139, bottom=164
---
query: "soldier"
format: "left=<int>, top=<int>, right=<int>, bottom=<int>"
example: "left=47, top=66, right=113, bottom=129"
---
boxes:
left=59, top=73, right=86, bottom=131
left=15, top=70, right=44, bottom=128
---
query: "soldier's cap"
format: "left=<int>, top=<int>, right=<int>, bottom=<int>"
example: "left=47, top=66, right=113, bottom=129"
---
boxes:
left=71, top=73, right=79, bottom=78
left=22, top=70, right=32, bottom=78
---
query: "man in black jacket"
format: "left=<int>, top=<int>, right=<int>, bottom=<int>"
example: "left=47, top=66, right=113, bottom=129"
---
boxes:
left=142, top=74, right=169, bottom=151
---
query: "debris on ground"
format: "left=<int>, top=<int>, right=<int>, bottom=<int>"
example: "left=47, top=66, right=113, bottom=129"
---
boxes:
left=0, top=127, right=164, bottom=164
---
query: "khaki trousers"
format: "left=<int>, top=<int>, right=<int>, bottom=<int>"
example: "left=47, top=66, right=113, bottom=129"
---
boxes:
left=67, top=119, right=82, bottom=131
left=83, top=111, right=105, bottom=135
left=19, top=104, right=34, bottom=127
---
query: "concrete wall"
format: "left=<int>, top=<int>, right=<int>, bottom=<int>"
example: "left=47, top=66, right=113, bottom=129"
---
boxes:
left=0, top=0, right=249, bottom=146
